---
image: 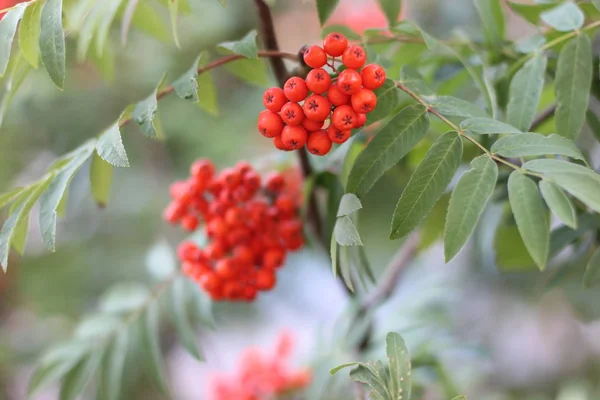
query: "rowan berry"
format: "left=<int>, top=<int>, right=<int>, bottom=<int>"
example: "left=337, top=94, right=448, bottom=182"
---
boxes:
left=266, top=173, right=285, bottom=192
left=215, top=258, right=238, bottom=280
left=355, top=113, right=367, bottom=128
left=163, top=202, right=184, bottom=223
left=263, top=87, right=287, bottom=112
left=199, top=272, right=221, bottom=291
left=302, top=95, right=332, bottom=121
left=257, top=110, right=284, bottom=138
left=233, top=245, right=255, bottom=265
left=303, top=45, right=327, bottom=68
left=223, top=281, right=244, bottom=299
left=302, top=118, right=324, bottom=132
left=342, top=45, right=366, bottom=69
left=255, top=269, right=276, bottom=290
left=275, top=194, right=296, bottom=215
left=181, top=214, right=199, bottom=231
left=337, top=69, right=362, bottom=95
left=205, top=240, right=226, bottom=260
left=351, top=88, right=377, bottom=114
left=305, top=68, right=332, bottom=94
left=360, top=64, right=386, bottom=90
left=323, top=32, right=348, bottom=57
left=242, top=286, right=257, bottom=301
left=307, top=130, right=333, bottom=156
left=190, top=159, right=215, bottom=182
left=332, top=105, right=358, bottom=131
left=283, top=77, right=308, bottom=102
left=326, top=83, right=350, bottom=106
left=177, top=241, right=200, bottom=262
left=280, top=102, right=304, bottom=126
left=274, top=135, right=291, bottom=151
left=281, top=125, right=308, bottom=149
left=327, top=125, right=351, bottom=144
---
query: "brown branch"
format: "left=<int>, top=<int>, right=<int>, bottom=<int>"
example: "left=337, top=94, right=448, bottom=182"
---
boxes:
left=529, top=104, right=556, bottom=131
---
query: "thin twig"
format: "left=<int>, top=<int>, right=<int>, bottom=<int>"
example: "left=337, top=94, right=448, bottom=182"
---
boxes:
left=530, top=104, right=556, bottom=131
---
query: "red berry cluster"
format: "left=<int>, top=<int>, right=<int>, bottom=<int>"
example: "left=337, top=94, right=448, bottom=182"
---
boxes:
left=257, top=32, right=387, bottom=156
left=163, top=159, right=304, bottom=302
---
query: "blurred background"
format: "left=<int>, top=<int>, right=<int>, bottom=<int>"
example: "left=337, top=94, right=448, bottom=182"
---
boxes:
left=1, top=0, right=600, bottom=399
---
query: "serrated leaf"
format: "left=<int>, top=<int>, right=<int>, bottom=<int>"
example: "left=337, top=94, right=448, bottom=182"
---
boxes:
left=142, top=302, right=170, bottom=394
left=0, top=186, right=23, bottom=209
left=541, top=2, right=584, bottom=32
left=506, top=55, right=547, bottom=132
left=390, top=131, right=463, bottom=240
left=474, top=0, right=504, bottom=45
left=19, top=1, right=43, bottom=68
left=347, top=104, right=429, bottom=198
left=99, top=283, right=150, bottom=313
left=0, top=3, right=25, bottom=77
left=337, top=193, right=362, bottom=217
left=316, top=0, right=340, bottom=26
left=218, top=30, right=258, bottom=59
left=491, top=133, right=584, bottom=161
left=349, top=361, right=391, bottom=400
left=386, top=332, right=411, bottom=400
left=539, top=180, right=577, bottom=229
left=583, top=247, right=600, bottom=288
left=399, top=66, right=435, bottom=96
left=90, top=153, right=114, bottom=208
left=173, top=53, right=205, bottom=103
left=224, top=58, right=268, bottom=87
left=96, top=123, right=130, bottom=167
left=507, top=171, right=549, bottom=270
left=101, top=330, right=128, bottom=400
left=59, top=350, right=103, bottom=400
left=334, top=216, right=363, bottom=246
left=366, top=79, right=401, bottom=125
left=523, top=159, right=600, bottom=213
left=168, top=0, right=181, bottom=48
left=444, top=155, right=497, bottom=262
left=133, top=75, right=166, bottom=138
left=40, top=0, right=65, bottom=89
left=377, top=0, right=402, bottom=26
left=426, top=95, right=487, bottom=119
left=555, top=34, right=592, bottom=140
left=320, top=25, right=361, bottom=40
left=460, top=118, right=521, bottom=135
left=146, top=239, right=176, bottom=280
left=507, top=1, right=554, bottom=24
left=171, top=276, right=203, bottom=360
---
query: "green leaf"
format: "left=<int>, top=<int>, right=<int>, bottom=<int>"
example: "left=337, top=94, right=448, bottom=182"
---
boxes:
left=0, top=3, right=25, bottom=77
left=197, top=59, right=218, bottom=115
left=133, top=75, right=166, bottom=138
left=218, top=30, right=258, bottom=59
left=28, top=344, right=88, bottom=398
left=39, top=0, right=66, bottom=89
left=515, top=34, right=546, bottom=54
left=460, top=118, right=521, bottom=135
left=366, top=79, right=401, bottom=125
left=146, top=239, right=177, bottom=280
left=347, top=104, right=429, bottom=198
left=507, top=171, right=549, bottom=270
left=101, top=330, right=128, bottom=400
left=399, top=66, right=435, bottom=97
left=316, top=0, right=340, bottom=26
left=444, top=155, right=497, bottom=262
left=490, top=133, right=585, bottom=161
left=539, top=180, right=577, bottom=229
left=425, top=95, right=487, bottom=119
left=90, top=153, right=113, bottom=208
left=168, top=0, right=181, bottom=48
left=555, top=34, right=592, bottom=140
left=171, top=276, right=203, bottom=360
left=586, top=110, right=600, bottom=142
left=96, top=122, right=130, bottom=167
left=224, top=58, right=268, bottom=87
left=0, top=53, right=32, bottom=128
left=377, top=0, right=402, bottom=26
left=540, top=2, right=584, bottom=32
left=337, top=193, right=362, bottom=217
left=99, top=283, right=150, bottom=313
left=523, top=159, right=600, bottom=213
left=330, top=229, right=338, bottom=277
left=507, top=1, right=554, bottom=24
left=173, top=53, right=205, bottom=103
left=75, top=314, right=121, bottom=339
left=95, top=0, right=126, bottom=58
left=339, top=245, right=355, bottom=292
left=0, top=186, right=23, bottom=209
left=386, top=332, right=411, bottom=400
left=59, top=350, right=103, bottom=400
left=583, top=247, right=600, bottom=288
left=19, top=1, right=43, bottom=68
left=320, top=25, right=361, bottom=41
left=143, top=302, right=170, bottom=394
left=334, top=216, right=363, bottom=246
left=349, top=361, right=391, bottom=400
left=127, top=0, right=170, bottom=43
left=474, top=0, right=505, bottom=45
left=506, top=54, right=547, bottom=132
left=390, top=131, right=463, bottom=240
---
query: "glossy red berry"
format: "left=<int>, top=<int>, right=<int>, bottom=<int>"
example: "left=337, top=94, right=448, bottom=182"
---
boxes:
left=274, top=135, right=291, bottom=151
left=262, top=247, right=286, bottom=269
left=323, top=32, right=348, bottom=57
left=342, top=45, right=366, bottom=69
left=360, top=64, right=386, bottom=90
left=327, top=125, right=351, bottom=144
left=351, top=88, right=377, bottom=114
left=281, top=125, right=308, bottom=149
left=263, top=87, right=287, bottom=112
left=257, top=110, right=284, bottom=138
left=280, top=102, right=304, bottom=126
left=331, top=105, right=358, bottom=131
left=302, top=95, right=331, bottom=122
left=326, top=83, right=350, bottom=106
left=255, top=269, right=276, bottom=290
left=307, top=130, right=333, bottom=156
left=181, top=214, right=199, bottom=231
left=303, top=45, right=327, bottom=68
left=283, top=77, right=308, bottom=102
left=302, top=118, right=324, bottom=132
left=305, top=68, right=332, bottom=94
left=355, top=113, right=367, bottom=128
left=337, top=69, right=362, bottom=95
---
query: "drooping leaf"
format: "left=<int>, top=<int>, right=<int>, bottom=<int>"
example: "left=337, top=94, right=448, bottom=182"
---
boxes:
left=523, top=159, right=600, bottom=213
left=506, top=54, right=547, bottom=132
left=473, top=0, right=505, bottom=45
left=444, top=155, right=498, bottom=262
left=337, top=193, right=362, bottom=217
left=224, top=58, right=268, bottom=87
left=339, top=245, right=355, bottom=292
left=0, top=3, right=25, bottom=77
left=490, top=133, right=585, bottom=161
left=0, top=186, right=23, bottom=209
left=316, top=0, right=340, bottom=25
left=377, top=0, right=402, bottom=27
left=59, top=350, right=103, bottom=400
left=554, top=34, right=592, bottom=140
left=172, top=53, right=205, bottom=103
left=386, top=332, right=411, bottom=400
left=95, top=0, right=126, bottom=57
left=390, top=131, right=463, bottom=240
left=171, top=276, right=203, bottom=360
left=460, top=118, right=521, bottom=135
left=168, top=0, right=181, bottom=48
left=39, top=0, right=66, bottom=89
left=101, top=330, right=128, bottom=400
left=349, top=361, right=391, bottom=400
left=539, top=180, right=577, bottom=229
left=217, top=30, right=258, bottom=59
left=89, top=153, right=113, bottom=208
left=334, top=216, right=363, bottom=246
left=133, top=75, right=166, bottom=138
left=197, top=61, right=218, bottom=115
left=347, top=104, right=429, bottom=198
left=0, top=53, right=31, bottom=128
left=425, top=95, right=488, bottom=119
left=366, top=79, right=401, bottom=125
left=96, top=122, right=130, bottom=167
left=507, top=171, right=549, bottom=270
left=99, top=283, right=150, bottom=314
left=540, top=2, right=584, bottom=32
left=19, top=0, right=43, bottom=68
left=142, top=302, right=170, bottom=394
left=507, top=1, right=554, bottom=24
left=583, top=247, right=600, bottom=288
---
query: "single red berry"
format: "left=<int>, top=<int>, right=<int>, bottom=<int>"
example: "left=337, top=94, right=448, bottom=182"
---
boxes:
left=360, top=64, right=386, bottom=90
left=332, top=105, right=358, bottom=131
left=302, top=118, right=324, bottom=132
left=233, top=245, right=255, bottom=265
left=283, top=77, right=309, bottom=102
left=327, top=125, right=352, bottom=144
left=215, top=258, right=238, bottom=280
left=255, top=269, right=276, bottom=290
left=223, top=281, right=244, bottom=299
left=274, top=135, right=292, bottom=151
left=326, top=83, right=350, bottom=106
left=207, top=217, right=227, bottom=238
left=181, top=214, right=199, bottom=231
left=355, top=113, right=367, bottom=128
left=242, top=286, right=257, bottom=301
left=266, top=173, right=285, bottom=192
left=305, top=68, right=332, bottom=94
left=351, top=88, right=377, bottom=114
left=342, top=45, right=366, bottom=69
left=263, top=87, right=287, bottom=112
left=190, top=159, right=215, bottom=182
left=205, top=240, right=226, bottom=260
left=257, top=110, right=284, bottom=138
left=302, top=95, right=332, bottom=121
left=303, top=45, right=327, bottom=68
left=337, top=69, right=362, bottom=95
left=262, top=247, right=286, bottom=269
left=323, top=32, right=348, bottom=57
left=281, top=125, right=308, bottom=149
left=163, top=202, right=184, bottom=223
left=275, top=194, right=296, bottom=214
left=199, top=272, right=221, bottom=292
left=307, top=130, right=333, bottom=156
left=280, top=102, right=305, bottom=126
left=177, top=241, right=200, bottom=262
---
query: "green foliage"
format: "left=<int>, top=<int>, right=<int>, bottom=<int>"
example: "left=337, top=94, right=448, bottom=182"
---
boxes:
left=473, top=0, right=504, bottom=45
left=583, top=247, right=600, bottom=288
left=39, top=0, right=66, bottom=89
left=506, top=55, right=547, bottom=132
left=540, top=2, right=584, bottom=32
left=90, top=153, right=114, bottom=208
left=19, top=0, right=43, bottom=68
left=218, top=30, right=258, bottom=59
left=316, top=0, right=340, bottom=26
left=539, top=180, right=577, bottom=230
left=377, top=0, right=402, bottom=27
left=460, top=118, right=521, bottom=135
left=0, top=3, right=25, bottom=77
left=490, top=133, right=585, bottom=161
left=133, top=75, right=166, bottom=138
